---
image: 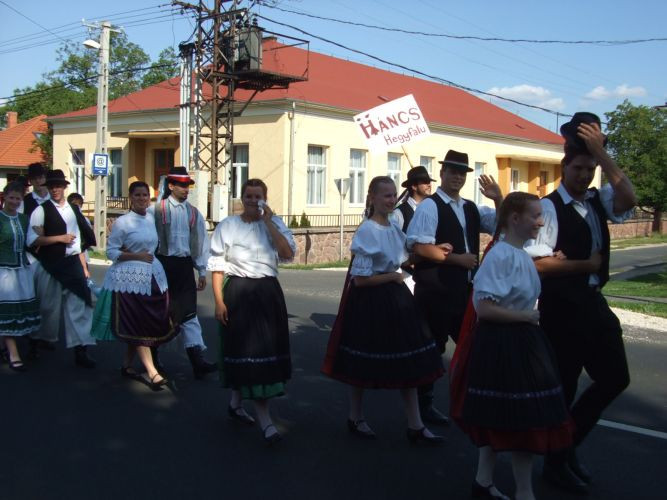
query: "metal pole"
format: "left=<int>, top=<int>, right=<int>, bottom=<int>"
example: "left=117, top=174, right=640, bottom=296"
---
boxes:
left=339, top=192, right=344, bottom=261
left=93, top=22, right=110, bottom=250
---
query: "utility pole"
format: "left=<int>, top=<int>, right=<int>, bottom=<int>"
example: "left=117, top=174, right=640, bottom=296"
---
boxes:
left=83, top=20, right=118, bottom=249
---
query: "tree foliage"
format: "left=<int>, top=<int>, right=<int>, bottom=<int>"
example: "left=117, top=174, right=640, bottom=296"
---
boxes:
left=605, top=100, right=667, bottom=231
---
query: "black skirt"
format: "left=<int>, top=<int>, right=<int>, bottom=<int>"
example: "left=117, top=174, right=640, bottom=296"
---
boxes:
left=329, top=280, right=444, bottom=389
left=219, top=276, right=291, bottom=389
left=459, top=320, right=573, bottom=453
left=156, top=255, right=197, bottom=323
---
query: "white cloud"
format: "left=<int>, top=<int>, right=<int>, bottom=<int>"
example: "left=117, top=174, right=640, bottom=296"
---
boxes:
left=487, top=84, right=565, bottom=111
left=585, top=84, right=646, bottom=101
left=0, top=98, right=7, bottom=106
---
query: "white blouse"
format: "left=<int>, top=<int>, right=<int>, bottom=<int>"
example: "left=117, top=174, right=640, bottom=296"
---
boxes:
left=207, top=215, right=296, bottom=278
left=350, top=219, right=407, bottom=277
left=103, top=211, right=168, bottom=295
left=473, top=241, right=540, bottom=312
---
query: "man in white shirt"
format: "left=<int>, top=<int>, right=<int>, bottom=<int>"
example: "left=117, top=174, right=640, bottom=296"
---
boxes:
left=27, top=169, right=97, bottom=367
left=525, top=113, right=636, bottom=494
left=153, top=166, right=217, bottom=380
left=407, top=150, right=503, bottom=426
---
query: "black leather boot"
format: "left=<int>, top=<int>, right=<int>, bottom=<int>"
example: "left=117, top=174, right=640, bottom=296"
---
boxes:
left=185, top=346, right=218, bottom=380
left=74, top=346, right=96, bottom=369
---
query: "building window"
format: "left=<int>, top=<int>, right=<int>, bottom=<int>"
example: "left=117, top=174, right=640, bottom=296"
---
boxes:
left=474, top=162, right=486, bottom=204
left=387, top=152, right=401, bottom=188
left=108, top=149, right=123, bottom=197
left=307, top=145, right=327, bottom=205
left=71, top=149, right=85, bottom=196
left=154, top=149, right=175, bottom=193
left=419, top=155, right=434, bottom=177
left=511, top=169, right=520, bottom=192
left=349, top=149, right=366, bottom=205
left=232, top=145, right=249, bottom=199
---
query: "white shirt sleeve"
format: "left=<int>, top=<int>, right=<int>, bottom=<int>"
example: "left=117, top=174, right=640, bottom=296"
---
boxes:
left=478, top=205, right=497, bottom=235
left=26, top=205, right=45, bottom=247
left=406, top=198, right=438, bottom=249
left=391, top=208, right=404, bottom=231
left=194, top=210, right=209, bottom=276
left=271, top=216, right=297, bottom=263
left=473, top=248, right=512, bottom=305
left=106, top=218, right=126, bottom=263
left=350, top=224, right=376, bottom=277
left=207, top=218, right=229, bottom=272
left=524, top=198, right=557, bottom=258
left=598, top=184, right=634, bottom=223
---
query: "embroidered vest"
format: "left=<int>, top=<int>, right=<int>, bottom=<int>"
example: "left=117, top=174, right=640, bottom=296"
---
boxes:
left=540, top=188, right=610, bottom=301
left=154, top=198, right=201, bottom=259
left=0, top=213, right=29, bottom=267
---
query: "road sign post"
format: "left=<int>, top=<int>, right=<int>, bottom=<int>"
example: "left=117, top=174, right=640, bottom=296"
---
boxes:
left=335, top=178, right=350, bottom=261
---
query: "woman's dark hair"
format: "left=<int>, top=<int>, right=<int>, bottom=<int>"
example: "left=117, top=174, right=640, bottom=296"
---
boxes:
left=241, top=178, right=268, bottom=199
left=3, top=181, right=25, bottom=197
left=129, top=181, right=150, bottom=195
left=364, top=175, right=395, bottom=219
left=497, top=191, right=540, bottom=231
left=67, top=192, right=84, bottom=205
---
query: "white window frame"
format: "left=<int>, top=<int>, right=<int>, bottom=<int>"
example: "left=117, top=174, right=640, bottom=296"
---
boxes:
left=71, top=149, right=86, bottom=196
left=387, top=152, right=401, bottom=188
left=474, top=162, right=486, bottom=205
left=349, top=149, right=366, bottom=205
left=232, top=144, right=249, bottom=199
left=511, top=169, right=520, bottom=192
left=307, top=145, right=327, bottom=206
left=419, top=155, right=434, bottom=177
left=108, top=149, right=123, bottom=197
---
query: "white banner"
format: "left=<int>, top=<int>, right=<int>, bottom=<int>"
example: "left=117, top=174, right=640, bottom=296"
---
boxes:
left=353, top=94, right=430, bottom=152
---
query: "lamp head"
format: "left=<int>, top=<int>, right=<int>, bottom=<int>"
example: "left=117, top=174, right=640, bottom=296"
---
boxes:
left=83, top=39, right=101, bottom=50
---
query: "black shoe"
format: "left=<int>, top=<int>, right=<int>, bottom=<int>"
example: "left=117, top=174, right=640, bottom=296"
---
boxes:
left=543, top=459, right=589, bottom=495
left=148, top=373, right=168, bottom=391
left=406, top=427, right=445, bottom=446
left=347, top=419, right=377, bottom=440
left=186, top=346, right=218, bottom=380
left=262, top=424, right=282, bottom=446
left=74, top=346, right=96, bottom=369
left=8, top=360, right=27, bottom=372
left=120, top=366, right=143, bottom=382
left=228, top=405, right=256, bottom=425
left=420, top=406, right=450, bottom=426
left=0, top=347, right=9, bottom=363
left=568, top=450, right=592, bottom=484
left=471, top=480, right=510, bottom=499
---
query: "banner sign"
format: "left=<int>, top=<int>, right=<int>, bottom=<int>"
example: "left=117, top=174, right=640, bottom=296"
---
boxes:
left=353, top=94, right=430, bottom=152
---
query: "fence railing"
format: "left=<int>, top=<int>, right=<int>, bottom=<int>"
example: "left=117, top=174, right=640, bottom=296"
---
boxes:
left=277, top=213, right=364, bottom=228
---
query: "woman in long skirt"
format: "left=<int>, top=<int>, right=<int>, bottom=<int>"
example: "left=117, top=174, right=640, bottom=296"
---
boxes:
left=324, top=176, right=446, bottom=443
left=209, top=178, right=296, bottom=445
left=0, top=182, right=40, bottom=371
left=91, top=181, right=177, bottom=389
left=454, top=192, right=573, bottom=500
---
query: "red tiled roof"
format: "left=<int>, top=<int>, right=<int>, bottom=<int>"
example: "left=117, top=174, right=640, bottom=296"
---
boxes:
left=0, top=114, right=48, bottom=167
left=51, top=40, right=562, bottom=144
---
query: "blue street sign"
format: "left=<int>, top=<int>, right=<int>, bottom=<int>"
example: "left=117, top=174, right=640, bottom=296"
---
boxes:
left=92, top=153, right=109, bottom=176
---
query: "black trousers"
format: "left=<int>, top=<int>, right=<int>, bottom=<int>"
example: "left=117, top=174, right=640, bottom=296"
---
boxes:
left=156, top=255, right=197, bottom=324
left=414, top=283, right=468, bottom=409
left=540, top=290, right=630, bottom=446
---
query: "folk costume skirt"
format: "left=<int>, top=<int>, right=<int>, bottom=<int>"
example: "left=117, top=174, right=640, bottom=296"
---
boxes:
left=456, top=320, right=573, bottom=454
left=219, top=276, right=291, bottom=400
left=0, top=266, right=40, bottom=336
left=327, top=280, right=444, bottom=389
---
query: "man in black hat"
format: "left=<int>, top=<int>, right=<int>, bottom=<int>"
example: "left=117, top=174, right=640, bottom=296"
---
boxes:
left=407, top=150, right=503, bottom=425
left=393, top=165, right=436, bottom=232
left=26, top=169, right=97, bottom=367
left=526, top=113, right=636, bottom=494
left=21, top=162, right=50, bottom=218
left=152, top=166, right=217, bottom=379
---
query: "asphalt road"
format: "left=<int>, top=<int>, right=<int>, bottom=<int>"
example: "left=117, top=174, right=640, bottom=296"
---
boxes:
left=1, top=246, right=665, bottom=500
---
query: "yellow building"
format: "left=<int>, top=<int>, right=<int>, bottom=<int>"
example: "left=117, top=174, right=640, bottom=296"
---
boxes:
left=49, top=39, right=592, bottom=222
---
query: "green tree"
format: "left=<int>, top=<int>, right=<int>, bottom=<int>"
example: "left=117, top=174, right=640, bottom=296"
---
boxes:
left=605, top=100, right=667, bottom=233
left=142, top=47, right=180, bottom=88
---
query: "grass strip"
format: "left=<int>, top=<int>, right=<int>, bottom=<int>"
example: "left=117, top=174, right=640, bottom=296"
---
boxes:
left=604, top=272, right=667, bottom=298
left=607, top=300, right=667, bottom=319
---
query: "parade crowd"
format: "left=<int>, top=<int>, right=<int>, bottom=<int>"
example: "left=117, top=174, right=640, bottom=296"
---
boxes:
left=0, top=113, right=637, bottom=500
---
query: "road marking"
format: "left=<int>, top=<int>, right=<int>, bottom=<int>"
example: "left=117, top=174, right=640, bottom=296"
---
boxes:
left=598, top=419, right=667, bottom=440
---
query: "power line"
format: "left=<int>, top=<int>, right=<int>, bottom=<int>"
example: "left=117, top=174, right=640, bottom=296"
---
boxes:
left=256, top=14, right=570, bottom=117
left=260, top=2, right=667, bottom=46
left=0, top=0, right=71, bottom=44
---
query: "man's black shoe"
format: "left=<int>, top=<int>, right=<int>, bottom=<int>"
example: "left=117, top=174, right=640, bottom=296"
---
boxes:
left=420, top=406, right=450, bottom=426
left=543, top=460, right=589, bottom=495
left=186, top=346, right=218, bottom=380
left=74, top=346, right=96, bottom=369
left=568, top=450, right=592, bottom=484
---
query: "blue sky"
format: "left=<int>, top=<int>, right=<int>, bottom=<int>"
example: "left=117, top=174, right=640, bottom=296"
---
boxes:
left=1, top=0, right=665, bottom=132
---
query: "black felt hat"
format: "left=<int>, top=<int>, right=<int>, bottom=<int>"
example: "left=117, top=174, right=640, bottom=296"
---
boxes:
left=438, top=150, right=472, bottom=172
left=401, top=166, right=436, bottom=188
left=166, top=166, right=195, bottom=185
left=42, top=169, right=70, bottom=186
left=27, top=162, right=47, bottom=179
left=560, top=112, right=608, bottom=152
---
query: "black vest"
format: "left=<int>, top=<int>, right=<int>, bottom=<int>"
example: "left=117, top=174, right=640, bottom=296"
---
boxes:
left=23, top=193, right=41, bottom=218
left=413, top=195, right=480, bottom=312
left=36, top=201, right=96, bottom=264
left=397, top=199, right=415, bottom=232
left=540, top=188, right=610, bottom=302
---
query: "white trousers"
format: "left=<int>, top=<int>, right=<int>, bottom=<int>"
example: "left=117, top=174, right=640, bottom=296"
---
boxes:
left=180, top=316, right=206, bottom=350
left=32, top=262, right=95, bottom=348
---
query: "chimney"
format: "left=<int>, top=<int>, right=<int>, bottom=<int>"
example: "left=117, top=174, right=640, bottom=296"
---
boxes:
left=6, top=111, right=18, bottom=129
